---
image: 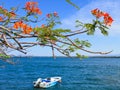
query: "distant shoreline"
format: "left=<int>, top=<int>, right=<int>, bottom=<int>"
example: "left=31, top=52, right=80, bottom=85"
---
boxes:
left=12, top=56, right=120, bottom=58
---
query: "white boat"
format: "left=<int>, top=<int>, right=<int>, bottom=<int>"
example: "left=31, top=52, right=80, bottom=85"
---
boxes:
left=33, top=76, right=61, bottom=88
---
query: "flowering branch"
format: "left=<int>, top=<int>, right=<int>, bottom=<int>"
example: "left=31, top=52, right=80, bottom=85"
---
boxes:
left=0, top=2, right=114, bottom=63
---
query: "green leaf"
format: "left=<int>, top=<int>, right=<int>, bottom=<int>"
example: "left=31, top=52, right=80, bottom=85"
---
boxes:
left=84, top=23, right=95, bottom=35
left=22, top=17, right=28, bottom=22
left=64, top=50, right=70, bottom=56
left=74, top=38, right=81, bottom=45
left=74, top=39, right=91, bottom=48
left=76, top=53, right=88, bottom=59
left=97, top=21, right=109, bottom=29
left=0, top=54, right=11, bottom=59
left=75, top=20, right=83, bottom=27
left=76, top=53, right=83, bottom=59
left=59, top=44, right=66, bottom=48
left=3, top=19, right=10, bottom=26
left=99, top=27, right=108, bottom=36
left=83, top=41, right=91, bottom=47
left=34, top=15, right=38, bottom=19
left=67, top=46, right=75, bottom=52
left=101, top=25, right=109, bottom=29
left=0, top=8, right=4, bottom=14
left=10, top=7, right=17, bottom=11
left=101, top=29, right=108, bottom=36
left=66, top=0, right=80, bottom=10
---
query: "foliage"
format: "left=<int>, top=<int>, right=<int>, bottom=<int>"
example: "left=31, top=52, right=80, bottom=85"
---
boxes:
left=0, top=54, right=10, bottom=59
left=0, top=1, right=113, bottom=63
left=66, top=0, right=80, bottom=10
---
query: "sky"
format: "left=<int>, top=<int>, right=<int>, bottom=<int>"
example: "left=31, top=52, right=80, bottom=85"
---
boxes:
left=0, top=0, right=120, bottom=56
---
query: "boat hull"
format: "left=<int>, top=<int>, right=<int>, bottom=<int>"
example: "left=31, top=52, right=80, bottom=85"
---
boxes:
left=33, top=77, right=61, bottom=88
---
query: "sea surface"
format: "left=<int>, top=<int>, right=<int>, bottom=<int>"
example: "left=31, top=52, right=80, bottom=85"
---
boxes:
left=0, top=57, right=120, bottom=90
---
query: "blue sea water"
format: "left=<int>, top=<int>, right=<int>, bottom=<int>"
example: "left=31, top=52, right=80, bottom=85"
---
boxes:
left=0, top=57, right=120, bottom=90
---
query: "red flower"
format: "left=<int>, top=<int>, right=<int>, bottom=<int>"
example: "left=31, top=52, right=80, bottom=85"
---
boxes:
left=91, top=8, right=98, bottom=15
left=22, top=24, right=32, bottom=34
left=103, top=13, right=113, bottom=26
left=0, top=6, right=2, bottom=9
left=91, top=8, right=113, bottom=26
left=0, top=16, right=3, bottom=21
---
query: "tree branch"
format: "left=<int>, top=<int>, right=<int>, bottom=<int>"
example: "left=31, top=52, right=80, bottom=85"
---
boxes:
left=66, top=37, right=112, bottom=54
left=65, top=30, right=88, bottom=37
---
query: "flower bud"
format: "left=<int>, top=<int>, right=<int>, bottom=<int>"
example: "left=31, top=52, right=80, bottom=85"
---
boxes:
left=53, top=12, right=58, bottom=17
left=46, top=14, right=51, bottom=18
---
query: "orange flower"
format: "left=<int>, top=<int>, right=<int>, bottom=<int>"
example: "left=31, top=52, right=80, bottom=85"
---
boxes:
left=25, top=1, right=42, bottom=15
left=13, top=21, right=23, bottom=29
left=21, top=23, right=27, bottom=29
left=21, top=23, right=28, bottom=33
left=91, top=8, right=104, bottom=18
left=34, top=7, right=42, bottom=15
left=0, top=16, right=3, bottom=21
left=27, top=26, right=32, bottom=34
left=13, top=22, right=19, bottom=29
left=23, top=26, right=32, bottom=34
left=13, top=21, right=33, bottom=34
left=13, top=23, right=19, bottom=29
